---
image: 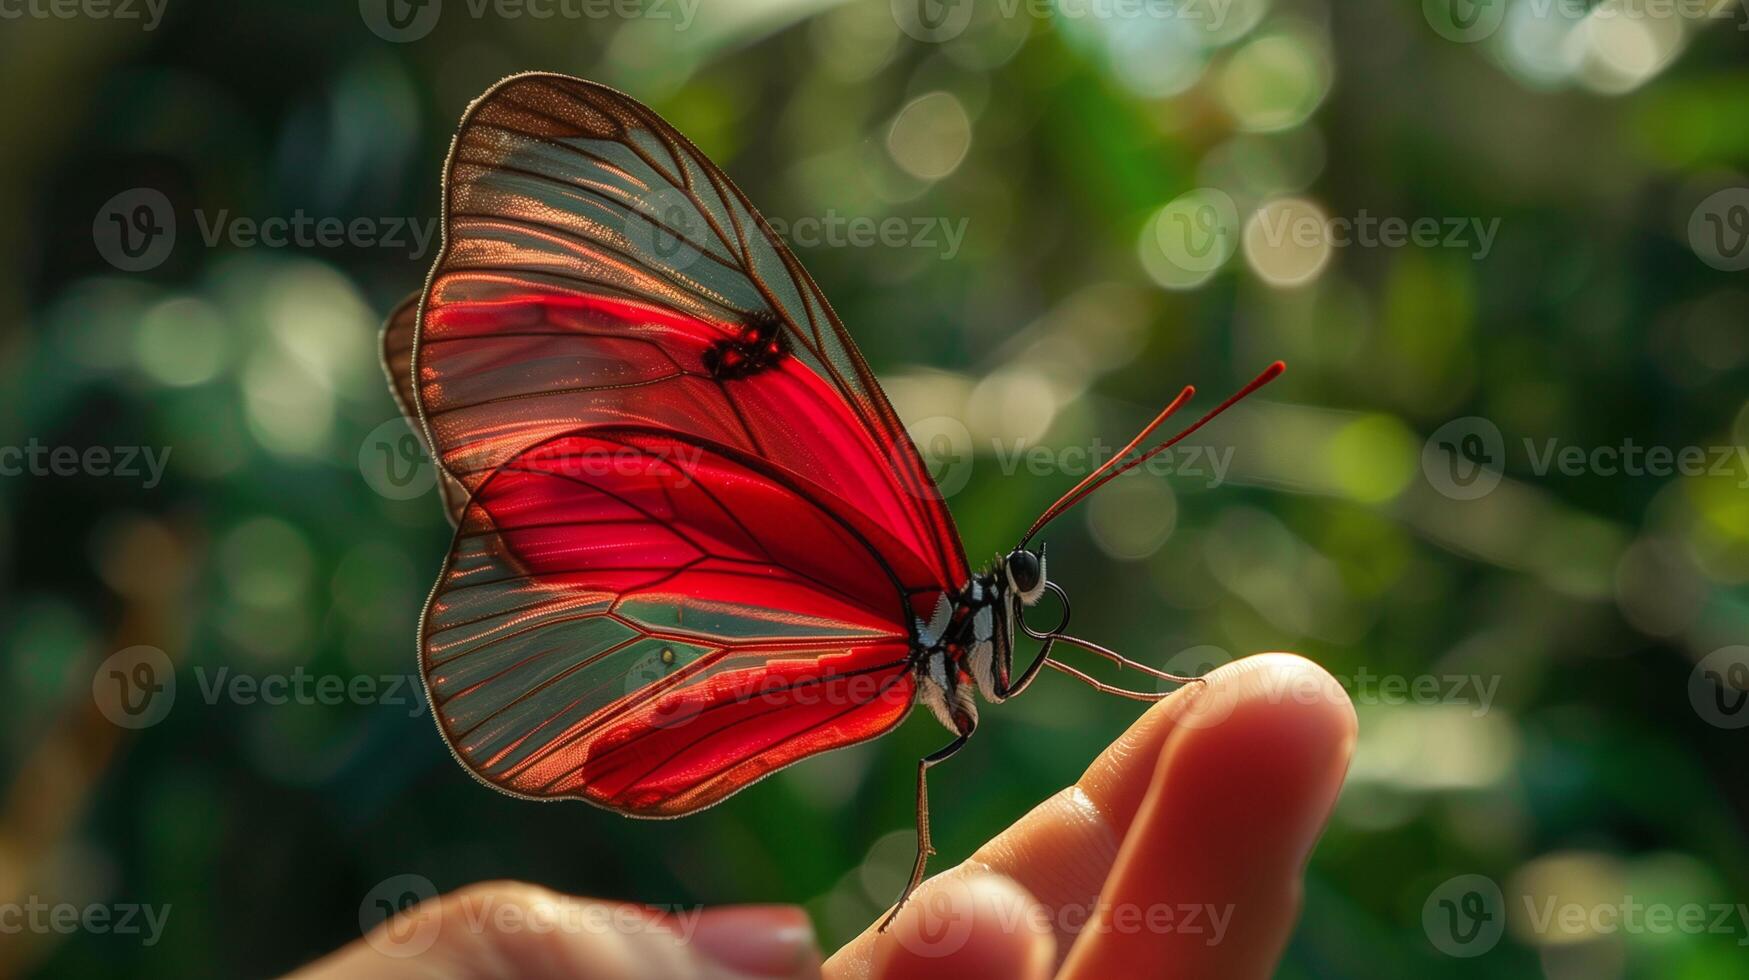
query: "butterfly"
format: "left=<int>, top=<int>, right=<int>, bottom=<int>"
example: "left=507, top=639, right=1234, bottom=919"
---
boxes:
left=381, top=72, right=1283, bottom=929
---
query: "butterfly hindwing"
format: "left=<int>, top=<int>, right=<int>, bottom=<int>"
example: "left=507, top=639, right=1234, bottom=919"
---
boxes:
left=423, top=428, right=918, bottom=814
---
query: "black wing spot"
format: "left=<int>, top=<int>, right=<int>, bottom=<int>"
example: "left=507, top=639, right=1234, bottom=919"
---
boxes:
left=704, top=310, right=789, bottom=380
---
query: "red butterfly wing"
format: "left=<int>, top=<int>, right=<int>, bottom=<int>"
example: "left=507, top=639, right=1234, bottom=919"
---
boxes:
left=425, top=429, right=921, bottom=815
left=381, top=292, right=467, bottom=524
left=413, top=73, right=965, bottom=585
left=397, top=74, right=965, bottom=812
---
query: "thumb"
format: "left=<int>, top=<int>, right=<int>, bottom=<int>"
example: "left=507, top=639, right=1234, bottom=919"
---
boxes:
left=289, top=881, right=822, bottom=980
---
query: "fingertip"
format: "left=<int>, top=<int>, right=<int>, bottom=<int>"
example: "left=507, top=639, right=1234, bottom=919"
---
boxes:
left=1147, top=651, right=1356, bottom=867
left=688, top=906, right=822, bottom=979
left=1206, top=651, right=1357, bottom=755
left=1058, top=652, right=1357, bottom=980
left=1079, top=652, right=1356, bottom=823
left=870, top=873, right=1055, bottom=980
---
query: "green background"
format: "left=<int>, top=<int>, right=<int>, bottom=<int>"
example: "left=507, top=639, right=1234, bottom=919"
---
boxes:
left=1, top=0, right=1746, bottom=976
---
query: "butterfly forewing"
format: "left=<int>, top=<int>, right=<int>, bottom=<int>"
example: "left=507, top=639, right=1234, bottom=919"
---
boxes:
left=381, top=291, right=468, bottom=524
left=414, top=73, right=967, bottom=585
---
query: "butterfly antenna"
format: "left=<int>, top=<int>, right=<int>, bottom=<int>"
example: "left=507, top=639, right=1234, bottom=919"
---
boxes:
left=1018, top=360, right=1286, bottom=547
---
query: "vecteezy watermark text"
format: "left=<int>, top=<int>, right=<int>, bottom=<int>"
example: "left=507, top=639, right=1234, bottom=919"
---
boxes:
left=1424, top=873, right=1749, bottom=956
left=361, top=424, right=708, bottom=501
left=892, top=0, right=1236, bottom=43
left=762, top=211, right=969, bottom=260
left=193, top=667, right=428, bottom=718
left=0, top=441, right=171, bottom=489
left=1425, top=0, right=1749, bottom=45
left=0, top=898, right=171, bottom=947
left=359, top=875, right=707, bottom=958
left=1422, top=417, right=1749, bottom=500
left=1146, top=649, right=1503, bottom=727
left=0, top=0, right=168, bottom=29
left=1246, top=207, right=1501, bottom=260
left=1524, top=895, right=1749, bottom=944
left=193, top=210, right=437, bottom=260
left=94, top=188, right=437, bottom=272
left=989, top=439, right=1234, bottom=488
left=887, top=877, right=1233, bottom=959
left=908, top=415, right=1241, bottom=499
left=93, top=648, right=431, bottom=730
left=360, top=0, right=700, bottom=43
left=1521, top=438, right=1749, bottom=486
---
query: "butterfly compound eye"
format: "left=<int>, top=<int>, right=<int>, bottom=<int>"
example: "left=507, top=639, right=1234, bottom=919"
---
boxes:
left=1005, top=549, right=1042, bottom=594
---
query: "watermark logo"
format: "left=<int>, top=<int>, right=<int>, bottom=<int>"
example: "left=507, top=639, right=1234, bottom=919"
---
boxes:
left=891, top=877, right=982, bottom=957
left=1689, top=187, right=1749, bottom=272
left=1428, top=0, right=1749, bottom=45
left=94, top=189, right=176, bottom=272
left=892, top=0, right=977, bottom=42
left=1691, top=646, right=1749, bottom=730
left=360, top=419, right=437, bottom=500
left=360, top=874, right=442, bottom=957
left=625, top=186, right=708, bottom=273
left=92, top=646, right=176, bottom=730
left=1156, top=188, right=1240, bottom=275
left=362, top=0, right=698, bottom=42
left=1156, top=645, right=1238, bottom=728
left=359, top=0, right=442, bottom=41
left=1423, top=0, right=1507, bottom=43
left=1422, top=417, right=1505, bottom=501
left=905, top=415, right=976, bottom=501
left=624, top=646, right=707, bottom=730
left=1424, top=874, right=1506, bottom=957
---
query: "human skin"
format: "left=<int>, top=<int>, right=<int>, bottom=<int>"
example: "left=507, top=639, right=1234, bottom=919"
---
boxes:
left=293, top=652, right=1356, bottom=980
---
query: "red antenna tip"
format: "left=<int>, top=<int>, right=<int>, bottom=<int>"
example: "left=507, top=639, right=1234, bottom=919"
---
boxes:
left=1017, top=360, right=1285, bottom=546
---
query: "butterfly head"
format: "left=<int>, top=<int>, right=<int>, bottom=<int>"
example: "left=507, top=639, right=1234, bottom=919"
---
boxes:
left=1003, top=545, right=1048, bottom=606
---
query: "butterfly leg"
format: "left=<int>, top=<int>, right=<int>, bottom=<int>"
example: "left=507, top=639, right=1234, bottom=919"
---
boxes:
left=878, top=719, right=976, bottom=933
left=998, top=634, right=1056, bottom=700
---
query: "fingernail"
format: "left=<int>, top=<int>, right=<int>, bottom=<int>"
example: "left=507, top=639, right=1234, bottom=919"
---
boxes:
left=686, top=906, right=820, bottom=978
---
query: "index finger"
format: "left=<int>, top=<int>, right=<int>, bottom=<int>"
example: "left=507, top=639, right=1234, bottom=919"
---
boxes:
left=825, top=652, right=1355, bottom=979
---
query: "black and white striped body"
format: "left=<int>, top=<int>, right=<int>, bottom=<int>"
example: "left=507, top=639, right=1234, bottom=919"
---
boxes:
left=914, top=552, right=1048, bottom=735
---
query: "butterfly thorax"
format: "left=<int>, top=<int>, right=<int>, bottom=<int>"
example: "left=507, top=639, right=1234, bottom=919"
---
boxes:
left=913, top=546, right=1049, bottom=734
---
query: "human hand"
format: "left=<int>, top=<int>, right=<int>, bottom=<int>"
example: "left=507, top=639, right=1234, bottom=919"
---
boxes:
left=293, top=653, right=1353, bottom=980
left=826, top=652, right=1356, bottom=980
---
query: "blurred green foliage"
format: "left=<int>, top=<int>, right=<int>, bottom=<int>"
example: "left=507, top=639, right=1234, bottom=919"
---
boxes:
left=1, top=0, right=1746, bottom=977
